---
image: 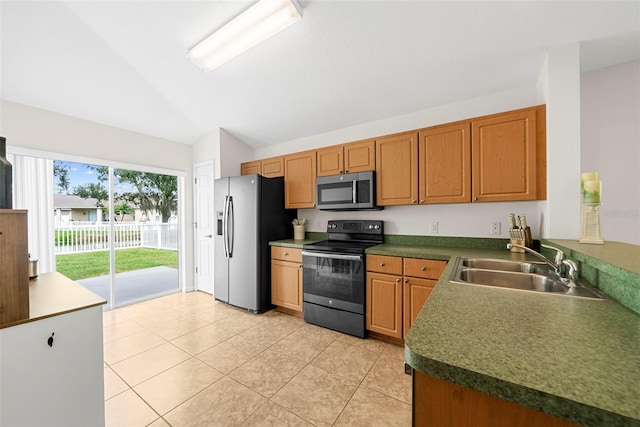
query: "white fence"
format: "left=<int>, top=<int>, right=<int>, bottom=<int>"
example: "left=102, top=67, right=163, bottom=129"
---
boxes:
left=55, top=223, right=178, bottom=254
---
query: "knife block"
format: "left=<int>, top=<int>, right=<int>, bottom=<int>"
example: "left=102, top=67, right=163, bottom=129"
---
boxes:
left=509, top=239, right=525, bottom=253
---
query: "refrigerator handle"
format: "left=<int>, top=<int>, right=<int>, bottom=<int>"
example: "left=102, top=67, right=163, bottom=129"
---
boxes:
left=223, top=195, right=230, bottom=258
left=228, top=196, right=235, bottom=258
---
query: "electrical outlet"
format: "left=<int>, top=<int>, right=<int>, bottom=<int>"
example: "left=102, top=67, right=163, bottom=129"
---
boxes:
left=490, top=221, right=501, bottom=235
left=430, top=221, right=439, bottom=234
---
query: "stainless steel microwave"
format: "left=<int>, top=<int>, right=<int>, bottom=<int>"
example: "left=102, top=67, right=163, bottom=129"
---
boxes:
left=316, top=171, right=381, bottom=210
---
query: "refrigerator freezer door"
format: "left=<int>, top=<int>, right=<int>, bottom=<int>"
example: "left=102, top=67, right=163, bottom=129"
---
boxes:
left=228, top=175, right=260, bottom=311
left=213, top=177, right=230, bottom=303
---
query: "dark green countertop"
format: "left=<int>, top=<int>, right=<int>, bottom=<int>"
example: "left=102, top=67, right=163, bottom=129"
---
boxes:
left=364, top=243, right=640, bottom=427
left=269, top=238, right=322, bottom=249
left=270, top=238, right=640, bottom=425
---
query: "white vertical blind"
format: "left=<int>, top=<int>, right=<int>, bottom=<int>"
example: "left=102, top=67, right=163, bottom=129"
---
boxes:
left=8, top=154, right=55, bottom=273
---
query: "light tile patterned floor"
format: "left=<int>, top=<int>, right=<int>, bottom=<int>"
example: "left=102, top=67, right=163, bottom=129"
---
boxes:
left=103, top=291, right=412, bottom=426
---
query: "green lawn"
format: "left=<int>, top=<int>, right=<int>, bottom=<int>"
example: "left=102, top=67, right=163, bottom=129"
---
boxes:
left=56, top=248, right=178, bottom=280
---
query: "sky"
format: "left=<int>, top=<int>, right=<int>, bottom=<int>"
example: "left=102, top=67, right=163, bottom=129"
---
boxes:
left=54, top=161, right=131, bottom=195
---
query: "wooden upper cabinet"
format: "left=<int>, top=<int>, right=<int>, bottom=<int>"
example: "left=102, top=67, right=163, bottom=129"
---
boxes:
left=375, top=132, right=419, bottom=206
left=471, top=107, right=539, bottom=202
left=317, top=140, right=375, bottom=177
left=240, top=160, right=261, bottom=176
left=344, top=139, right=375, bottom=173
left=284, top=150, right=317, bottom=209
left=261, top=156, right=284, bottom=178
left=316, top=146, right=344, bottom=177
left=418, top=122, right=471, bottom=204
left=241, top=157, right=283, bottom=177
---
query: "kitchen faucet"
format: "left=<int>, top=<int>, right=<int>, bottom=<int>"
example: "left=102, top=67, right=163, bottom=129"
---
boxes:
left=505, top=243, right=578, bottom=286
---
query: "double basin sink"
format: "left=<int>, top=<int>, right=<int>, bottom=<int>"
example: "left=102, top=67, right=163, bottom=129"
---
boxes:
left=450, top=257, right=605, bottom=299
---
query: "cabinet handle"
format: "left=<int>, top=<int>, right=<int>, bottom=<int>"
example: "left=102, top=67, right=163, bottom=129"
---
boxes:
left=380, top=263, right=385, bottom=267
left=411, top=199, right=417, bottom=204
left=419, top=200, right=425, bottom=204
left=395, top=278, right=401, bottom=283
left=473, top=197, right=478, bottom=201
left=284, top=252, right=288, bottom=256
left=404, top=279, right=409, bottom=283
left=420, top=267, right=426, bottom=271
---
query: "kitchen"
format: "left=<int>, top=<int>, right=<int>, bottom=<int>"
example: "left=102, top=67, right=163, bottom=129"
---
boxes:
left=1, top=1, right=639, bottom=426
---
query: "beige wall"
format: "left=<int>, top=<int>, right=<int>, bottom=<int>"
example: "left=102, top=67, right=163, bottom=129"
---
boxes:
left=581, top=60, right=640, bottom=245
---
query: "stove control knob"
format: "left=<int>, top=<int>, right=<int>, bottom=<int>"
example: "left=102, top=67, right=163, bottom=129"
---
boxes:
left=368, top=224, right=374, bottom=229
left=374, top=225, right=380, bottom=229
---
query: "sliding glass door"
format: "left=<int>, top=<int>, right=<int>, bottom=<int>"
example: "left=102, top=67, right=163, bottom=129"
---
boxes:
left=53, top=160, right=180, bottom=308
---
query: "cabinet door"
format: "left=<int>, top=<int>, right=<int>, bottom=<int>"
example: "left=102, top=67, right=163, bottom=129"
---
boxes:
left=471, top=109, right=537, bottom=202
left=0, top=306, right=105, bottom=426
left=419, top=123, right=471, bottom=204
left=375, top=132, right=419, bottom=206
left=261, top=156, right=284, bottom=178
left=317, top=146, right=344, bottom=177
left=403, top=277, right=436, bottom=339
left=0, top=210, right=29, bottom=325
left=344, top=139, right=375, bottom=173
left=271, top=260, right=302, bottom=312
left=366, top=272, right=403, bottom=339
left=241, top=160, right=261, bottom=176
left=284, top=150, right=317, bottom=208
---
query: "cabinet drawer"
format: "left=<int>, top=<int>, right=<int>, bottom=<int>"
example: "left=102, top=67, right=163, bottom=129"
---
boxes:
left=403, top=258, right=447, bottom=279
left=367, top=255, right=403, bottom=275
left=271, top=246, right=302, bottom=263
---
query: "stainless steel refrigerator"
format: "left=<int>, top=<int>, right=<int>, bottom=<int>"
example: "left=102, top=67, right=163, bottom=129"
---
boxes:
left=214, top=174, right=295, bottom=312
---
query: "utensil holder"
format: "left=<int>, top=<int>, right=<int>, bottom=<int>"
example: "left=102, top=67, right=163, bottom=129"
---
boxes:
left=293, top=225, right=305, bottom=241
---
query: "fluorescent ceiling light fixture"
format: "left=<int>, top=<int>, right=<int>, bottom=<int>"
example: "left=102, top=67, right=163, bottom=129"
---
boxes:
left=187, top=0, right=303, bottom=72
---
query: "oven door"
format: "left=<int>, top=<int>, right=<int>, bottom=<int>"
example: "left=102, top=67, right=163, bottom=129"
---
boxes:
left=301, top=251, right=365, bottom=314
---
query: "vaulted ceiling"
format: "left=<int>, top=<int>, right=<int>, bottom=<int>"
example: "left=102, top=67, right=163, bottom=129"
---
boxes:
left=1, top=1, right=638, bottom=148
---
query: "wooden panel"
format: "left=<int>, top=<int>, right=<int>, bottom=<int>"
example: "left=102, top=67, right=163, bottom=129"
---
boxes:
left=413, top=371, right=579, bottom=427
left=375, top=132, right=419, bottom=206
left=344, top=139, right=375, bottom=173
left=366, top=254, right=403, bottom=275
left=419, top=122, right=471, bottom=204
left=403, top=258, right=447, bottom=280
left=240, top=160, right=261, bottom=176
left=284, top=150, right=317, bottom=208
left=271, top=260, right=302, bottom=312
left=403, top=277, right=435, bottom=338
left=316, top=146, right=344, bottom=177
left=366, top=272, right=403, bottom=339
left=261, top=156, right=284, bottom=178
left=535, top=105, right=547, bottom=200
left=0, top=210, right=29, bottom=326
left=271, top=246, right=302, bottom=263
left=471, top=109, right=537, bottom=202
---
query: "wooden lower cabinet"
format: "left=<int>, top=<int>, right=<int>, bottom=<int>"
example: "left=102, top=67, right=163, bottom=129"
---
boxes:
left=403, top=277, right=436, bottom=339
left=366, top=272, right=403, bottom=339
left=413, top=371, right=578, bottom=427
left=366, top=255, right=446, bottom=340
left=271, top=247, right=303, bottom=314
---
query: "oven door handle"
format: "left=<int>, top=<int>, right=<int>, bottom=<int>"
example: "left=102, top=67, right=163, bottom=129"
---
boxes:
left=301, top=251, right=363, bottom=261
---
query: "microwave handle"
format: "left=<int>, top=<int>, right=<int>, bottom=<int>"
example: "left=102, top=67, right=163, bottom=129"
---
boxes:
left=352, top=180, right=357, bottom=203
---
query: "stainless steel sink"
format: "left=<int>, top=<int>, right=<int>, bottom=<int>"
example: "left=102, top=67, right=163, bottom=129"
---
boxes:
left=450, top=258, right=605, bottom=299
left=462, top=258, right=552, bottom=275
left=457, top=268, right=566, bottom=292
